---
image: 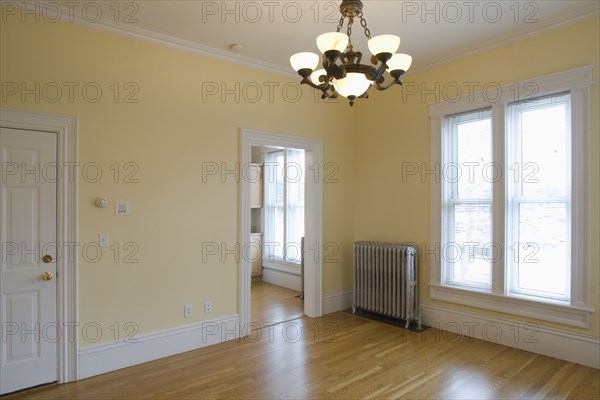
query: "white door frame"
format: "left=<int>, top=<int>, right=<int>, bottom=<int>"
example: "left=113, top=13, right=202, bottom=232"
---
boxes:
left=239, top=129, right=323, bottom=333
left=0, top=108, right=79, bottom=383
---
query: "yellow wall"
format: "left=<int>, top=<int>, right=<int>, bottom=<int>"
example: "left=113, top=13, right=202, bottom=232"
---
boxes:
left=354, top=17, right=600, bottom=337
left=0, top=13, right=356, bottom=346
left=1, top=10, right=598, bottom=346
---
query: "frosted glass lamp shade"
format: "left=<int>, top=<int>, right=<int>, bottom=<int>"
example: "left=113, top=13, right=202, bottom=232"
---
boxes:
left=387, top=53, right=412, bottom=72
left=311, top=69, right=327, bottom=85
left=333, top=73, right=372, bottom=98
left=290, top=52, right=319, bottom=72
left=368, top=35, right=400, bottom=56
left=316, top=32, right=349, bottom=53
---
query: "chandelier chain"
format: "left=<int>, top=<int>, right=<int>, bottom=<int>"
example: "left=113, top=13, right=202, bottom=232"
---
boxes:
left=358, top=12, right=371, bottom=39
left=336, top=16, right=344, bottom=33
left=347, top=16, right=353, bottom=38
left=346, top=16, right=354, bottom=50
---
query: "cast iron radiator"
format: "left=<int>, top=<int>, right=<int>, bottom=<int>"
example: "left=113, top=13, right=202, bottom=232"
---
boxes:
left=352, top=241, right=418, bottom=328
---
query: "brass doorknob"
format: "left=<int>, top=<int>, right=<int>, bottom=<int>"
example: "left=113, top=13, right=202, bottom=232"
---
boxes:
left=42, top=255, right=53, bottom=263
left=41, top=272, right=53, bottom=281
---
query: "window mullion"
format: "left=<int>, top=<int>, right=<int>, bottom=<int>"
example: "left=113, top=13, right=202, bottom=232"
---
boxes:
left=283, top=150, right=288, bottom=261
left=492, top=104, right=506, bottom=295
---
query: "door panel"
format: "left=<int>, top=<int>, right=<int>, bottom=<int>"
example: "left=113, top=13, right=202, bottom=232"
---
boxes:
left=1, top=127, right=57, bottom=394
left=5, top=291, right=40, bottom=361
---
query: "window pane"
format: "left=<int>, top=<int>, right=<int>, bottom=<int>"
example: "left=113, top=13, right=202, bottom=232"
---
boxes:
left=519, top=99, right=570, bottom=198
left=285, top=149, right=305, bottom=263
left=514, top=203, right=569, bottom=298
left=264, top=151, right=285, bottom=260
left=263, top=149, right=305, bottom=263
left=448, top=203, right=492, bottom=288
left=508, top=93, right=571, bottom=302
left=273, top=152, right=285, bottom=258
left=456, top=118, right=492, bottom=200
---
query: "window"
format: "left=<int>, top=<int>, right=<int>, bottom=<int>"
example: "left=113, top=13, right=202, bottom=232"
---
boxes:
left=506, top=93, right=571, bottom=301
left=430, top=67, right=593, bottom=327
left=443, top=109, right=493, bottom=290
left=264, top=148, right=305, bottom=264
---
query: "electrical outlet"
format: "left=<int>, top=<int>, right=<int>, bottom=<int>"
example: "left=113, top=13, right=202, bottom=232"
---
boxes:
left=99, top=233, right=109, bottom=248
left=204, top=300, right=212, bottom=313
left=184, top=304, right=192, bottom=318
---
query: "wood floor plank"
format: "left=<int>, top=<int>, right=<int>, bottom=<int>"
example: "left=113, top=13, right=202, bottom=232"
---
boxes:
left=4, top=288, right=598, bottom=400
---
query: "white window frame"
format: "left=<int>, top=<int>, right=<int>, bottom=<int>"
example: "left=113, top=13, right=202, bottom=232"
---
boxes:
left=429, top=66, right=595, bottom=328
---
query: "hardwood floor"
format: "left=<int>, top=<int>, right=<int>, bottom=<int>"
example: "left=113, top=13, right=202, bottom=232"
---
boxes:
left=6, top=312, right=599, bottom=399
left=250, top=281, right=304, bottom=325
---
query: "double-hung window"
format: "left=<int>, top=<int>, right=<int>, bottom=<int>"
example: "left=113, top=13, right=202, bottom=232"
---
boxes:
left=506, top=93, right=572, bottom=301
left=264, top=148, right=305, bottom=264
left=443, top=109, right=493, bottom=290
left=430, top=67, right=593, bottom=327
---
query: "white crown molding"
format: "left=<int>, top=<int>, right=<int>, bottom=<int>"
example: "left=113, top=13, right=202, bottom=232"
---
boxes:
left=411, top=11, right=600, bottom=74
left=11, top=0, right=296, bottom=78
left=10, top=1, right=598, bottom=79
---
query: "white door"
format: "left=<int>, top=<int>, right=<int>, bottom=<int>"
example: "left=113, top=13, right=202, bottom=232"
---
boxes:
left=0, top=127, right=57, bottom=394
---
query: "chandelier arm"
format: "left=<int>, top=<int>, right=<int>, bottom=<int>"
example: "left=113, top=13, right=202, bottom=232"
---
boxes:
left=299, top=76, right=338, bottom=99
left=301, top=75, right=334, bottom=92
left=372, top=64, right=389, bottom=83
left=300, top=78, right=326, bottom=91
left=373, top=77, right=403, bottom=91
left=297, top=68, right=334, bottom=92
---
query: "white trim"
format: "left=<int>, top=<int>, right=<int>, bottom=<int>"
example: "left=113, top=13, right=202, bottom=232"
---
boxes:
left=262, top=259, right=300, bottom=275
left=429, top=284, right=592, bottom=328
left=570, top=77, right=593, bottom=309
left=322, top=289, right=353, bottom=315
left=78, top=314, right=239, bottom=379
left=13, top=0, right=598, bottom=78
left=240, top=129, right=323, bottom=336
left=262, top=268, right=301, bottom=292
left=13, top=0, right=294, bottom=78
left=412, top=12, right=599, bottom=74
left=420, top=302, right=600, bottom=369
left=429, top=66, right=595, bottom=116
left=0, top=107, right=79, bottom=383
left=429, top=66, right=595, bottom=328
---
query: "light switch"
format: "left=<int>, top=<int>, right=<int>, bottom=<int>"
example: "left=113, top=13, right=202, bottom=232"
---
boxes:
left=99, top=233, right=109, bottom=248
left=115, top=201, right=130, bottom=216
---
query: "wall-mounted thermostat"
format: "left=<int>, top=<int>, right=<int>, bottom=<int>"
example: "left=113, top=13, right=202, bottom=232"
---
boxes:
left=115, top=201, right=130, bottom=216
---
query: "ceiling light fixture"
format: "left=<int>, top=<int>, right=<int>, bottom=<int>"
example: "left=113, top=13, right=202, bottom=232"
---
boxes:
left=290, top=0, right=412, bottom=106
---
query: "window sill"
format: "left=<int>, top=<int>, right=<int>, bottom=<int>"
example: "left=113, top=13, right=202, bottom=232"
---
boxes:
left=262, top=259, right=301, bottom=275
left=429, top=283, right=594, bottom=328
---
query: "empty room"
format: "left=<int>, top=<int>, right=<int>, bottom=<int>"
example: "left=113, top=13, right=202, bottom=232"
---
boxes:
left=0, top=0, right=599, bottom=398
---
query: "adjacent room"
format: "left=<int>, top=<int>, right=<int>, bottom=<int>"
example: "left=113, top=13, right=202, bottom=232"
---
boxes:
left=1, top=0, right=599, bottom=398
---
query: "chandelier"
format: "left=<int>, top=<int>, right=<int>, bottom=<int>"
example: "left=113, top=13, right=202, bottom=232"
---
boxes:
left=290, top=0, right=412, bottom=106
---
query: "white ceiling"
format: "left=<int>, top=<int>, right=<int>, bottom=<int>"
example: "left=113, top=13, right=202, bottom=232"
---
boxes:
left=38, top=1, right=600, bottom=75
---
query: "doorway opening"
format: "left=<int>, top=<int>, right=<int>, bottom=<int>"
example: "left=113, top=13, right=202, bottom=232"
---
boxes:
left=239, top=129, right=323, bottom=335
left=249, top=145, right=305, bottom=325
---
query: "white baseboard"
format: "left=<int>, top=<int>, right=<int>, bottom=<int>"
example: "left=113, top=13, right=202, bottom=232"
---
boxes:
left=420, top=302, right=600, bottom=369
left=262, top=268, right=301, bottom=291
left=322, top=289, right=353, bottom=315
left=78, top=314, right=239, bottom=379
